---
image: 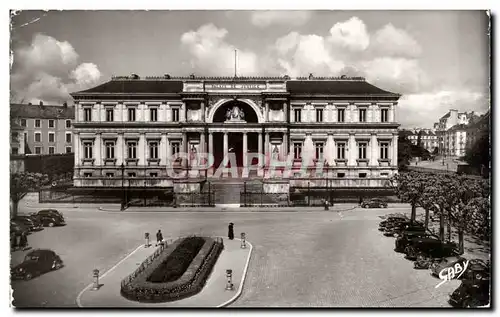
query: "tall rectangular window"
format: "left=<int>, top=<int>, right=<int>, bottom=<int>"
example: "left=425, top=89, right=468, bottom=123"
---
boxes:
left=48, top=146, right=55, bottom=154
left=149, top=141, right=159, bottom=159
left=293, top=142, right=302, bottom=160
left=128, top=108, right=136, bottom=122
left=380, top=142, right=389, bottom=159
left=315, top=142, right=324, bottom=160
left=35, top=119, right=41, bottom=128
left=66, top=147, right=72, bottom=153
left=48, top=119, right=55, bottom=128
left=150, top=108, right=158, bottom=122
left=381, top=109, right=389, bottom=122
left=105, top=142, right=115, bottom=159
left=316, top=109, right=323, bottom=122
left=12, top=148, right=19, bottom=155
left=66, top=120, right=71, bottom=128
left=35, top=132, right=41, bottom=142
left=20, top=119, right=26, bottom=127
left=83, top=142, right=93, bottom=159
left=84, top=108, right=92, bottom=122
left=48, top=132, right=55, bottom=143
left=172, top=108, right=180, bottom=122
left=66, top=133, right=72, bottom=143
left=35, top=146, right=42, bottom=154
left=11, top=132, right=18, bottom=142
left=106, top=109, right=114, bottom=122
left=358, top=142, right=367, bottom=159
left=359, top=109, right=366, bottom=122
left=171, top=142, right=180, bottom=155
left=127, top=141, right=137, bottom=159
left=337, top=142, right=346, bottom=159
left=337, top=109, right=345, bottom=122
left=294, top=109, right=302, bottom=122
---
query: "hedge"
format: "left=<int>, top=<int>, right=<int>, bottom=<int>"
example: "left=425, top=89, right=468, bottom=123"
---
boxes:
left=121, top=236, right=224, bottom=303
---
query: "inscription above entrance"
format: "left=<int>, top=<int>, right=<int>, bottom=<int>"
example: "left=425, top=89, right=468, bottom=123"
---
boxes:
left=205, top=83, right=267, bottom=91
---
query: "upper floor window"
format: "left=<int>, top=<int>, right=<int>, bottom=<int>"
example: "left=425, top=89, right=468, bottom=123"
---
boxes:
left=359, top=108, right=367, bottom=122
left=358, top=142, right=367, bottom=159
left=381, top=109, right=389, bottom=122
left=293, top=142, right=302, bottom=160
left=35, top=132, right=41, bottom=143
left=83, top=142, right=93, bottom=159
left=35, top=119, right=41, bottom=128
left=337, top=142, right=346, bottom=159
left=149, top=141, right=159, bottom=159
left=380, top=142, right=389, bottom=159
left=105, top=141, right=115, bottom=159
left=128, top=108, right=136, bottom=122
left=337, top=109, right=345, bottom=122
left=65, top=146, right=72, bottom=153
left=316, top=108, right=323, bottom=123
left=48, top=119, right=55, bottom=128
left=66, top=120, right=71, bottom=128
left=127, top=141, right=137, bottom=159
left=150, top=108, right=158, bottom=122
left=48, top=132, right=55, bottom=143
left=106, top=109, right=114, bottom=122
left=11, top=132, right=18, bottom=143
left=171, top=141, right=180, bottom=155
left=84, top=108, right=92, bottom=122
left=172, top=108, right=180, bottom=122
left=35, top=146, right=42, bottom=154
left=12, top=147, right=19, bottom=155
left=293, top=109, right=302, bottom=123
left=48, top=146, right=55, bottom=154
left=20, top=119, right=26, bottom=127
left=315, top=142, right=324, bottom=160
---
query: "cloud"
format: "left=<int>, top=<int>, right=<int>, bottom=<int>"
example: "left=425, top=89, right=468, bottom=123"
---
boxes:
left=370, top=23, right=422, bottom=58
left=328, top=17, right=370, bottom=51
left=10, top=33, right=102, bottom=104
left=250, top=11, right=312, bottom=28
left=398, top=91, right=489, bottom=128
left=180, top=24, right=258, bottom=76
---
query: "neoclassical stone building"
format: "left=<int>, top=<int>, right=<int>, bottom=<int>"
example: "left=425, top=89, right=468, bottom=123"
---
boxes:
left=70, top=75, right=400, bottom=195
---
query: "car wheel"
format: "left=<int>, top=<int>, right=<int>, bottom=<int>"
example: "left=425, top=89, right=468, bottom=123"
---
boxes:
left=48, top=222, right=55, bottom=227
left=24, top=273, right=33, bottom=280
left=54, top=262, right=62, bottom=270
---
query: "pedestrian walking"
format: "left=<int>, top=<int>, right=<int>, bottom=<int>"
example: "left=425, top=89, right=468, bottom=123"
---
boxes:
left=228, top=223, right=234, bottom=240
left=19, top=232, right=28, bottom=251
left=156, top=230, right=163, bottom=246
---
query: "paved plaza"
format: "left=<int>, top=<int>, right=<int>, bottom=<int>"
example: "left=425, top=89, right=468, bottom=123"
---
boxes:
left=11, top=198, right=483, bottom=308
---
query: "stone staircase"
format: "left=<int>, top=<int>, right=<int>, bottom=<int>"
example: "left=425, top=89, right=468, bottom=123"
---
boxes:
left=206, top=180, right=244, bottom=206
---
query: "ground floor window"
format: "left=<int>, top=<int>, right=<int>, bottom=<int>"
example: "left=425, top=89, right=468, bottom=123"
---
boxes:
left=293, top=142, right=302, bottom=160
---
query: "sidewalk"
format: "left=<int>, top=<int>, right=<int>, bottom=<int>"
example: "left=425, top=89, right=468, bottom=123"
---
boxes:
left=77, top=238, right=252, bottom=307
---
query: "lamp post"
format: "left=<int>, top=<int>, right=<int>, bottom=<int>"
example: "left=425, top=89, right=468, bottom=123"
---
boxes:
left=240, top=232, right=246, bottom=249
left=120, top=163, right=125, bottom=210
left=225, top=269, right=234, bottom=290
left=92, top=269, right=100, bottom=291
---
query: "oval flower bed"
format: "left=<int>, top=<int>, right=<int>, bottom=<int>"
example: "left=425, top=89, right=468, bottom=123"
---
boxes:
left=121, top=236, right=224, bottom=303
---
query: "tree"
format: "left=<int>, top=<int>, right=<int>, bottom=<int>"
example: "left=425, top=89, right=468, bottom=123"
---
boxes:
left=10, top=172, right=49, bottom=218
left=398, top=130, right=413, bottom=170
left=464, top=132, right=490, bottom=171
left=392, top=172, right=427, bottom=223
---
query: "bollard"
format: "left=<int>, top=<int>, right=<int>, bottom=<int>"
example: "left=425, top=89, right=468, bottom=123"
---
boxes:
left=145, top=232, right=150, bottom=248
left=225, top=269, right=234, bottom=290
left=324, top=199, right=329, bottom=211
left=92, top=269, right=100, bottom=291
left=240, top=232, right=246, bottom=249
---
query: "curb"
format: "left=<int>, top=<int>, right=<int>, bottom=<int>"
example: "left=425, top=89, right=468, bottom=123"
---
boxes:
left=101, top=206, right=359, bottom=213
left=217, top=237, right=253, bottom=308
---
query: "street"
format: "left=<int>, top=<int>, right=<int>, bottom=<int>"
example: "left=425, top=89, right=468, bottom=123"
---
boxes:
left=10, top=202, right=465, bottom=308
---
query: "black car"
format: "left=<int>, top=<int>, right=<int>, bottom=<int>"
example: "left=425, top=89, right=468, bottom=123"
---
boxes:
left=395, top=231, right=435, bottom=252
left=379, top=217, right=407, bottom=230
left=449, top=279, right=490, bottom=308
left=404, top=237, right=458, bottom=261
left=384, top=222, right=424, bottom=237
left=13, top=216, right=43, bottom=232
left=31, top=209, right=65, bottom=227
left=361, top=198, right=388, bottom=208
left=11, top=249, right=64, bottom=280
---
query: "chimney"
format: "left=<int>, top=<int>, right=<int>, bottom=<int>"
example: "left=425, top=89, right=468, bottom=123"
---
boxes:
left=63, top=102, right=68, bottom=108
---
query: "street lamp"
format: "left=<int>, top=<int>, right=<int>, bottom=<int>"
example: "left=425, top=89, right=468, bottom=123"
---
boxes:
left=121, top=163, right=125, bottom=210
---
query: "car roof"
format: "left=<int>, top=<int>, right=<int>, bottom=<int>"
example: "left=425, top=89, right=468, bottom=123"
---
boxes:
left=39, top=209, right=59, bottom=212
left=27, top=249, right=55, bottom=256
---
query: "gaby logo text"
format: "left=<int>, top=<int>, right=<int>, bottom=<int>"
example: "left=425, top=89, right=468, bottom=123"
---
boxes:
left=435, top=260, right=469, bottom=289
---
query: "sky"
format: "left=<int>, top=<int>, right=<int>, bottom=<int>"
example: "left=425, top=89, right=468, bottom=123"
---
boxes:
left=9, top=10, right=490, bottom=128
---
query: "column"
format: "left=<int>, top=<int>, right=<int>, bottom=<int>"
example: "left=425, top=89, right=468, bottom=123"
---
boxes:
left=201, top=102, right=205, bottom=122
left=370, top=133, right=378, bottom=166
left=182, top=133, right=188, bottom=168
left=95, top=133, right=102, bottom=166
left=161, top=133, right=167, bottom=168
left=283, top=102, right=288, bottom=123
left=265, top=132, right=270, bottom=165
left=243, top=132, right=248, bottom=167
left=265, top=102, right=269, bottom=122
left=166, top=137, right=171, bottom=167
left=223, top=132, right=229, bottom=160
left=258, top=132, right=263, bottom=168
left=348, top=133, right=356, bottom=167
left=74, top=133, right=80, bottom=168
left=282, top=132, right=288, bottom=158
left=200, top=132, right=206, bottom=154
left=208, top=132, right=213, bottom=158
left=139, top=133, right=146, bottom=166
left=392, top=133, right=398, bottom=167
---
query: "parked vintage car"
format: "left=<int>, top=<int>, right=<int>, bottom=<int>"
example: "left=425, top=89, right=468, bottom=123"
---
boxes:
left=426, top=255, right=468, bottom=273
left=13, top=216, right=43, bottom=232
left=395, top=231, right=435, bottom=252
left=462, top=259, right=490, bottom=281
left=11, top=249, right=64, bottom=280
left=379, top=216, right=407, bottom=230
left=361, top=198, right=388, bottom=208
left=383, top=222, right=425, bottom=237
left=404, top=238, right=458, bottom=261
left=448, top=278, right=490, bottom=307
left=31, top=209, right=65, bottom=227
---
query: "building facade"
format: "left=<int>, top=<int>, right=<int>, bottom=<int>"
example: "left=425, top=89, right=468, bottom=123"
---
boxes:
left=10, top=103, right=75, bottom=155
left=70, top=75, right=401, bottom=193
left=434, top=109, right=477, bottom=157
left=466, top=110, right=490, bottom=151
left=406, top=128, right=438, bottom=153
